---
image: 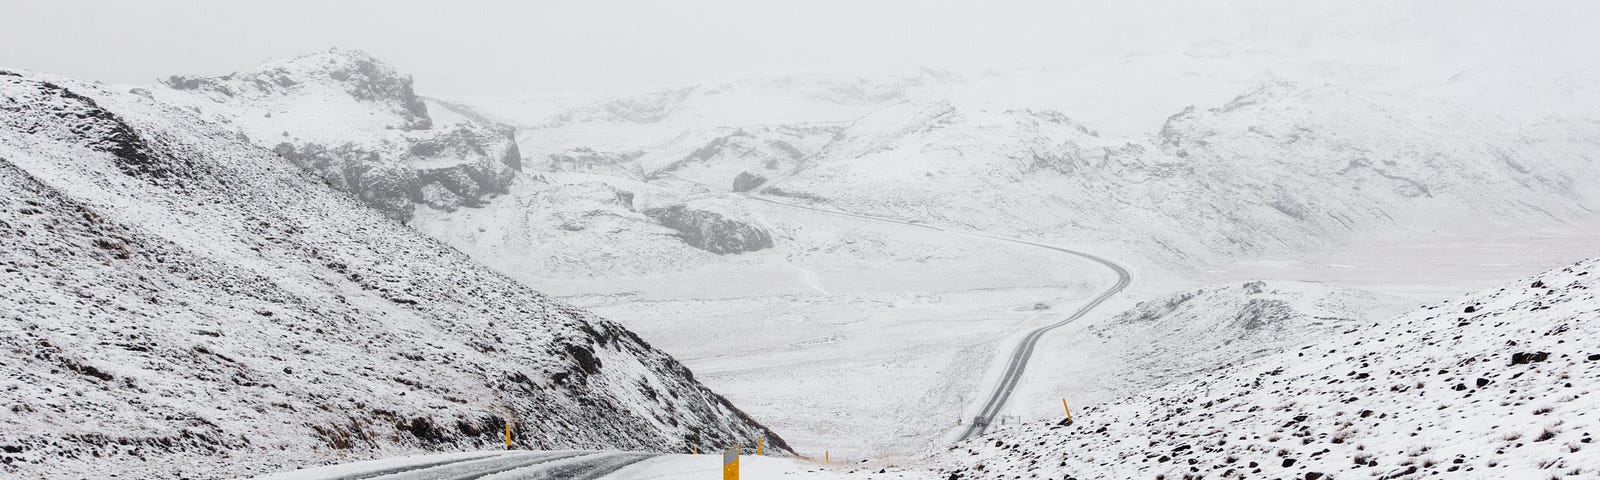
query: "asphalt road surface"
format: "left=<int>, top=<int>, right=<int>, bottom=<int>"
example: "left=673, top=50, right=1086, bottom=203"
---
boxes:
left=299, top=450, right=655, bottom=480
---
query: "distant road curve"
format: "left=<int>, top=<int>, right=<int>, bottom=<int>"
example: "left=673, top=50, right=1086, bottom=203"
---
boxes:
left=744, top=194, right=1132, bottom=441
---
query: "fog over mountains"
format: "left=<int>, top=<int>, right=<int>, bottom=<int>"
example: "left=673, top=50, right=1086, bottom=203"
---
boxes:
left=4, top=2, right=1600, bottom=479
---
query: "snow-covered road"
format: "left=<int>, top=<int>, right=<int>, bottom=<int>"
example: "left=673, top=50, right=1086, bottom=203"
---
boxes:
left=741, top=194, right=1133, bottom=440
left=951, top=235, right=1132, bottom=440
left=254, top=451, right=656, bottom=480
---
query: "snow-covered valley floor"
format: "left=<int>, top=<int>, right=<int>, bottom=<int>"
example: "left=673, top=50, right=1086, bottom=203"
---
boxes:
left=565, top=201, right=1112, bottom=459
left=247, top=222, right=1600, bottom=479
left=11, top=7, right=1600, bottom=475
left=527, top=192, right=1600, bottom=463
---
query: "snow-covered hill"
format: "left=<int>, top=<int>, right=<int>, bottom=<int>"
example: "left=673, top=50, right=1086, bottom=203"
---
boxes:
left=408, top=173, right=727, bottom=279
left=145, top=50, right=786, bottom=280
left=761, top=83, right=1600, bottom=268
left=0, top=69, right=786, bottom=479
left=1038, top=280, right=1408, bottom=410
left=446, top=71, right=950, bottom=190
left=150, top=48, right=521, bottom=222
left=940, top=257, right=1600, bottom=479
left=440, top=65, right=1600, bottom=278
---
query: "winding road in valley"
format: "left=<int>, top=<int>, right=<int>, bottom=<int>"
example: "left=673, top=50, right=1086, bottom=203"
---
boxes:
left=744, top=194, right=1133, bottom=441
left=271, top=194, right=1133, bottom=480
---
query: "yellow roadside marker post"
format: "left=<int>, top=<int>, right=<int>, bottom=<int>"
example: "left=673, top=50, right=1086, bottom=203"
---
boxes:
left=693, top=447, right=699, bottom=455
left=504, top=423, right=512, bottom=449
left=825, top=450, right=829, bottom=463
left=723, top=447, right=740, bottom=480
left=757, top=437, right=763, bottom=456
left=1062, top=398, right=1074, bottom=426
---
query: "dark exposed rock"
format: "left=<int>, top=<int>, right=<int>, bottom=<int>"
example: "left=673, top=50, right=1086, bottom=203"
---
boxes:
left=614, top=190, right=636, bottom=211
left=1510, top=351, right=1549, bottom=365
left=271, top=124, right=519, bottom=222
left=642, top=205, right=773, bottom=254
left=732, top=171, right=767, bottom=192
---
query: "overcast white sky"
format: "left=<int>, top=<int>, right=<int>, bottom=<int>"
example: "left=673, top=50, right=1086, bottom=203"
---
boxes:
left=2, top=1, right=1596, bottom=96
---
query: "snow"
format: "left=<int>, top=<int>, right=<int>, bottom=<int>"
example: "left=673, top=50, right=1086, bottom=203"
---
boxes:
left=248, top=451, right=505, bottom=480
left=1000, top=280, right=1411, bottom=427
left=414, top=50, right=1600, bottom=470
left=0, top=69, right=782, bottom=479
left=939, top=257, right=1600, bottom=479
left=10, top=14, right=1600, bottom=477
left=568, top=202, right=1107, bottom=459
left=249, top=451, right=939, bottom=480
left=606, top=454, right=936, bottom=480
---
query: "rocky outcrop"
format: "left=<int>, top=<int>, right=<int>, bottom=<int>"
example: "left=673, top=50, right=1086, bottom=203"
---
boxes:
left=155, top=49, right=522, bottom=222
left=163, top=48, right=431, bottom=130
left=272, top=123, right=520, bottom=221
left=642, top=205, right=773, bottom=254
left=731, top=171, right=766, bottom=192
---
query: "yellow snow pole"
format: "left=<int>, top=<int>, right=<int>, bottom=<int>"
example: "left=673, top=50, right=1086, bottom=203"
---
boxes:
left=757, top=437, right=763, bottom=455
left=723, top=447, right=740, bottom=480
left=825, top=450, right=829, bottom=463
left=1063, top=398, right=1073, bottom=424
left=693, top=446, right=700, bottom=455
left=504, top=423, right=512, bottom=449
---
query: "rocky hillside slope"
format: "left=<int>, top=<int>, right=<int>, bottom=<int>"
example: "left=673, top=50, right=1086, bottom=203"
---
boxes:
left=0, top=69, right=786, bottom=479
left=940, top=257, right=1600, bottom=479
left=150, top=48, right=521, bottom=222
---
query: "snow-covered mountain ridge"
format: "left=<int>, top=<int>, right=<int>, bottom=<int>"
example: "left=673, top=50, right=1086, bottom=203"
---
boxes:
left=148, top=50, right=780, bottom=277
left=150, top=49, right=522, bottom=222
left=438, top=64, right=1600, bottom=278
left=760, top=82, right=1600, bottom=268
left=939, top=256, right=1600, bottom=479
left=0, top=69, right=786, bottom=479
